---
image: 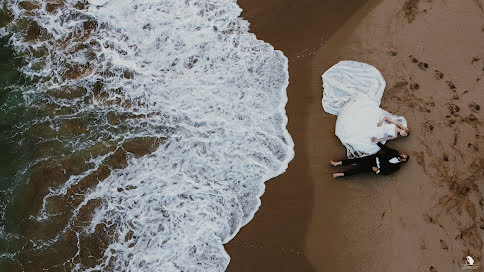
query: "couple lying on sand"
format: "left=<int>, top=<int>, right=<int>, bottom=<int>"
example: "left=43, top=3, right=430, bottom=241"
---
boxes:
left=321, top=61, right=410, bottom=178
left=331, top=116, right=409, bottom=178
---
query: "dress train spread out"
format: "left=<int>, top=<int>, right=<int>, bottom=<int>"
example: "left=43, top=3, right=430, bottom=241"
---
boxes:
left=321, top=60, right=407, bottom=158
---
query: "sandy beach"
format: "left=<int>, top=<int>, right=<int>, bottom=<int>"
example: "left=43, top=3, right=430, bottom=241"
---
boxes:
left=226, top=0, right=484, bottom=271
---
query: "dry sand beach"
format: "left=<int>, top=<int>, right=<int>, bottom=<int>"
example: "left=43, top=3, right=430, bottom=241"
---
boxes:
left=227, top=0, right=484, bottom=271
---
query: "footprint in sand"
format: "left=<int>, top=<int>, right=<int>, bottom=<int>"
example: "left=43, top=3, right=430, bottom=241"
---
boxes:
left=440, top=239, right=448, bottom=250
left=442, top=80, right=460, bottom=99
left=409, top=54, right=418, bottom=63
left=468, top=102, right=480, bottom=112
left=399, top=55, right=484, bottom=262
left=467, top=143, right=479, bottom=152
left=446, top=80, right=456, bottom=89
left=445, top=115, right=457, bottom=127
left=423, top=121, right=434, bottom=131
left=434, top=69, right=444, bottom=79
left=448, top=103, right=460, bottom=116
left=430, top=265, right=438, bottom=272
left=418, top=62, right=429, bottom=70
left=408, top=55, right=429, bottom=70
left=442, top=153, right=449, bottom=162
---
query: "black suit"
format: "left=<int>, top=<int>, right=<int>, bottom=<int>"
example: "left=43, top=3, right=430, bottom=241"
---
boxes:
left=341, top=143, right=402, bottom=176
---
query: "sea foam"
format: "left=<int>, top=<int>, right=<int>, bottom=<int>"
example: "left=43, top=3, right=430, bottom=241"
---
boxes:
left=2, top=0, right=293, bottom=270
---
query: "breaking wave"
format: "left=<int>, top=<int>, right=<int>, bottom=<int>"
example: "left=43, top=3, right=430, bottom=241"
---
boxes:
left=0, top=0, right=293, bottom=270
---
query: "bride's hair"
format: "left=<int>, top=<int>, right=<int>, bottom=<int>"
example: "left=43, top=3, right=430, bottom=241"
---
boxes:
left=397, top=125, right=410, bottom=136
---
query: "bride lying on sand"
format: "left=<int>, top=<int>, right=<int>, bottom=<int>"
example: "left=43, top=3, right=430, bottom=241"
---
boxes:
left=372, top=116, right=409, bottom=143
left=322, top=60, right=409, bottom=158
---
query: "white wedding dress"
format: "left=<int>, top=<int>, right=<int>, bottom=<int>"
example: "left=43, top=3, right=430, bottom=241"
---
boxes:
left=321, top=61, right=407, bottom=158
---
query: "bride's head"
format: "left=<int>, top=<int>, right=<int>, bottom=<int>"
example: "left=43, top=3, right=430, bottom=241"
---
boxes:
left=398, top=127, right=410, bottom=137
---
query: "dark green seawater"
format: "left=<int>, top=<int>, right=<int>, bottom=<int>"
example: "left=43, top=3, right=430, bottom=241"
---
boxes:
left=0, top=21, right=164, bottom=270
left=0, top=35, right=28, bottom=270
left=0, top=36, right=22, bottom=185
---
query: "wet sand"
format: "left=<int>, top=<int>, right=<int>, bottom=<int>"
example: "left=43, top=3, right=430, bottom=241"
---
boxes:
left=226, top=0, right=484, bottom=271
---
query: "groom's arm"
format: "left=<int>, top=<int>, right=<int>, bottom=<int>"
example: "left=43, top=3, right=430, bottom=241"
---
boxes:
left=379, top=163, right=401, bottom=175
left=377, top=142, right=399, bottom=157
left=377, top=142, right=391, bottom=151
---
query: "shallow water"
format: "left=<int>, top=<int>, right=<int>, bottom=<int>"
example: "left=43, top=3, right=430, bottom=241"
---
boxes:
left=0, top=0, right=293, bottom=271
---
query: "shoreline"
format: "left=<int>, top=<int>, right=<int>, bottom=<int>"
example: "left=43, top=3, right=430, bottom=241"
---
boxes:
left=227, top=0, right=484, bottom=271
left=226, top=0, right=369, bottom=271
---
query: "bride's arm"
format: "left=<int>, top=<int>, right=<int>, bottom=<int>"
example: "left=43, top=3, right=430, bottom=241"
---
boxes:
left=379, top=117, right=408, bottom=130
left=395, top=123, right=408, bottom=131
left=377, top=117, right=387, bottom=127
left=385, top=117, right=398, bottom=125
left=372, top=136, right=395, bottom=142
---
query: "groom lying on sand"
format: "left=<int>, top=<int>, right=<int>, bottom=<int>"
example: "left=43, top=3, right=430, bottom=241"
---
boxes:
left=330, top=143, right=409, bottom=178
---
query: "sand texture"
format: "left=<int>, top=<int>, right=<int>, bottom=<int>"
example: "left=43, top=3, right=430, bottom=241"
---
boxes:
left=226, top=0, right=484, bottom=271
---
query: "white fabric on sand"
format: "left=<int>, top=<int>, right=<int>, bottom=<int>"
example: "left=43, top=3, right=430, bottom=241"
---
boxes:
left=321, top=60, right=407, bottom=158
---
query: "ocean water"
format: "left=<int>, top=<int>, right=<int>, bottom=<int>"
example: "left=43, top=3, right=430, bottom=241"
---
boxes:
left=0, top=0, right=293, bottom=271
